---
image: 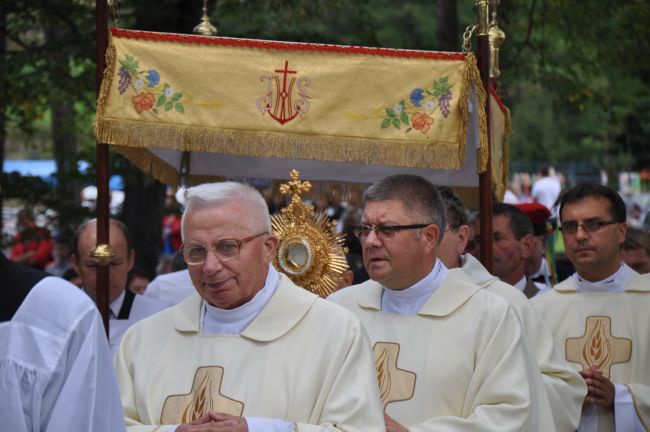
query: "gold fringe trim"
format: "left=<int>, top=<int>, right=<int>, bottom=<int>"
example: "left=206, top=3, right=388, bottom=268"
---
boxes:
left=498, top=104, right=512, bottom=202
left=464, top=53, right=489, bottom=175
left=96, top=119, right=464, bottom=183
left=95, top=32, right=117, bottom=134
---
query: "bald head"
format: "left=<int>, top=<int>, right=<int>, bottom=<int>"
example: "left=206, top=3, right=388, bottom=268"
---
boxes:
left=71, top=219, right=135, bottom=303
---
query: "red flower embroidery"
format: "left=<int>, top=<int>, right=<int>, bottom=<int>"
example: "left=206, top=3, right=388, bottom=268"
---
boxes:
left=132, top=92, right=156, bottom=113
left=411, top=112, right=434, bottom=134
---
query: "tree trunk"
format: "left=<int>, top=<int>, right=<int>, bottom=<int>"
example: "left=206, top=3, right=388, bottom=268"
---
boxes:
left=45, top=25, right=82, bottom=236
left=120, top=166, right=166, bottom=279
left=436, top=0, right=459, bottom=52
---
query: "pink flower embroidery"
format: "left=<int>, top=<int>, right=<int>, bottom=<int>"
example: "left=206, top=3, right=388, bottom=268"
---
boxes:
left=411, top=112, right=434, bottom=134
left=132, top=92, right=155, bottom=113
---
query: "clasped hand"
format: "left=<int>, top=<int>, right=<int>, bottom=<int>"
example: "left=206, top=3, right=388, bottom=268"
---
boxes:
left=176, top=412, right=248, bottom=432
left=581, top=367, right=615, bottom=409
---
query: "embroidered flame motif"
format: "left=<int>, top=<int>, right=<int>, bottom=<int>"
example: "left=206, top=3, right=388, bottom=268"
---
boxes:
left=565, top=316, right=632, bottom=379
left=582, top=319, right=612, bottom=372
left=182, top=373, right=214, bottom=423
left=372, top=342, right=416, bottom=410
left=160, top=366, right=244, bottom=424
left=375, top=347, right=392, bottom=405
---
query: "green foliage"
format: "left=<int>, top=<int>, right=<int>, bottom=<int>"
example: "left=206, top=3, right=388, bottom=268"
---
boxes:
left=498, top=0, right=650, bottom=172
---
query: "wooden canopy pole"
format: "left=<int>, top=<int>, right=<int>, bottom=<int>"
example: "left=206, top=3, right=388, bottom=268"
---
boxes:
left=476, top=0, right=494, bottom=272
left=94, top=0, right=111, bottom=336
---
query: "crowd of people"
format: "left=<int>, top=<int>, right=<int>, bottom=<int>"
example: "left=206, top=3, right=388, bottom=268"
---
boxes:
left=1, top=173, right=649, bottom=431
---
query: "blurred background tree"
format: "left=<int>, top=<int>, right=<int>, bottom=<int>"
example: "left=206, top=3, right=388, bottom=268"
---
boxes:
left=2, top=0, right=649, bottom=274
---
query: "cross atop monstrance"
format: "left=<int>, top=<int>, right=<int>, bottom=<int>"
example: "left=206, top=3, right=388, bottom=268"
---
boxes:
left=279, top=169, right=312, bottom=207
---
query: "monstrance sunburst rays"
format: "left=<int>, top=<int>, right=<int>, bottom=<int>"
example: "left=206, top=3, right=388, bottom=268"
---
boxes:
left=271, top=169, right=348, bottom=297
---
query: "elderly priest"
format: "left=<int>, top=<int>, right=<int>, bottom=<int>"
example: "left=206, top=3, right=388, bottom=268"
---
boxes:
left=114, top=181, right=384, bottom=432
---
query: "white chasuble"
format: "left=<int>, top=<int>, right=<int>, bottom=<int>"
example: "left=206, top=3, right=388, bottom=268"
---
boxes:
left=462, top=254, right=587, bottom=431
left=329, top=268, right=540, bottom=431
left=532, top=271, right=650, bottom=432
left=115, top=274, right=384, bottom=432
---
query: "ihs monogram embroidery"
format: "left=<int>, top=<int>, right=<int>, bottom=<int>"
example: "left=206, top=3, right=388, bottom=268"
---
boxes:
left=161, top=366, right=244, bottom=424
left=565, top=316, right=632, bottom=378
left=257, top=61, right=310, bottom=125
left=373, top=342, right=416, bottom=410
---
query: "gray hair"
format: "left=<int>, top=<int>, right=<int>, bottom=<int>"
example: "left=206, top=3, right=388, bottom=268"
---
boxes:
left=364, top=174, right=446, bottom=244
left=181, top=182, right=271, bottom=239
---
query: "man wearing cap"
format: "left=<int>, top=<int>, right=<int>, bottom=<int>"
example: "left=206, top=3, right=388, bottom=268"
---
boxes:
left=532, top=184, right=650, bottom=431
left=515, top=202, right=555, bottom=290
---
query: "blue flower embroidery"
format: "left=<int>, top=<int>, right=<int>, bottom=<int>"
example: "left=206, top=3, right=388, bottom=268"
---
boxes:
left=409, top=88, right=424, bottom=107
left=147, top=69, right=160, bottom=88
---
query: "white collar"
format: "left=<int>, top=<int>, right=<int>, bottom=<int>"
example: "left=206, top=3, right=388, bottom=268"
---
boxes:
left=109, top=290, right=125, bottom=319
left=381, top=259, right=448, bottom=315
left=513, top=275, right=527, bottom=292
left=202, top=264, right=280, bottom=335
left=574, top=263, right=635, bottom=294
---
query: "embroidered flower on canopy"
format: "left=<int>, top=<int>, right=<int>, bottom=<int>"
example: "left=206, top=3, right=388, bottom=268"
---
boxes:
left=132, top=92, right=155, bottom=113
left=133, top=78, right=146, bottom=92
left=146, top=70, right=160, bottom=88
left=379, top=76, right=454, bottom=134
left=117, top=55, right=185, bottom=116
left=410, top=88, right=424, bottom=108
left=411, top=112, right=434, bottom=134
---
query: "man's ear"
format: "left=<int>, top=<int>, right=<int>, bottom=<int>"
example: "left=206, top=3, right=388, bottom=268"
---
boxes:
left=456, top=225, right=471, bottom=254
left=127, top=249, right=135, bottom=272
left=618, top=222, right=627, bottom=246
left=423, top=224, right=441, bottom=255
left=263, top=234, right=279, bottom=263
left=520, top=234, right=535, bottom=259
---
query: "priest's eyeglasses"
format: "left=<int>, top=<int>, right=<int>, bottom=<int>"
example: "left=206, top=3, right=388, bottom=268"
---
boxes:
left=181, top=232, right=267, bottom=265
left=353, top=224, right=431, bottom=239
left=559, top=219, right=618, bottom=235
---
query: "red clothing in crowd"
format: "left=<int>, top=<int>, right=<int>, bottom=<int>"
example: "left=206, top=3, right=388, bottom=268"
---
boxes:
left=10, top=227, right=54, bottom=270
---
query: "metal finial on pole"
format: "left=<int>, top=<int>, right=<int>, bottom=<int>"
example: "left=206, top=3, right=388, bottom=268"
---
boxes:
left=488, top=0, right=506, bottom=80
left=193, top=0, right=218, bottom=36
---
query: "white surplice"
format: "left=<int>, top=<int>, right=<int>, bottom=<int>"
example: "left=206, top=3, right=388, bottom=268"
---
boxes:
left=0, top=276, right=125, bottom=432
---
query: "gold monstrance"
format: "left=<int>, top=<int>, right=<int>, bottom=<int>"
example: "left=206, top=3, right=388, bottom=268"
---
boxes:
left=272, top=170, right=348, bottom=297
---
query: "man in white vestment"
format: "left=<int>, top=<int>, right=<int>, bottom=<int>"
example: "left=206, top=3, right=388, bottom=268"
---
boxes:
left=71, top=219, right=170, bottom=355
left=436, top=187, right=587, bottom=431
left=532, top=183, right=650, bottom=431
left=515, top=202, right=557, bottom=289
left=0, top=251, right=126, bottom=432
left=115, top=182, right=384, bottom=432
left=144, top=268, right=196, bottom=305
left=328, top=174, right=540, bottom=431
